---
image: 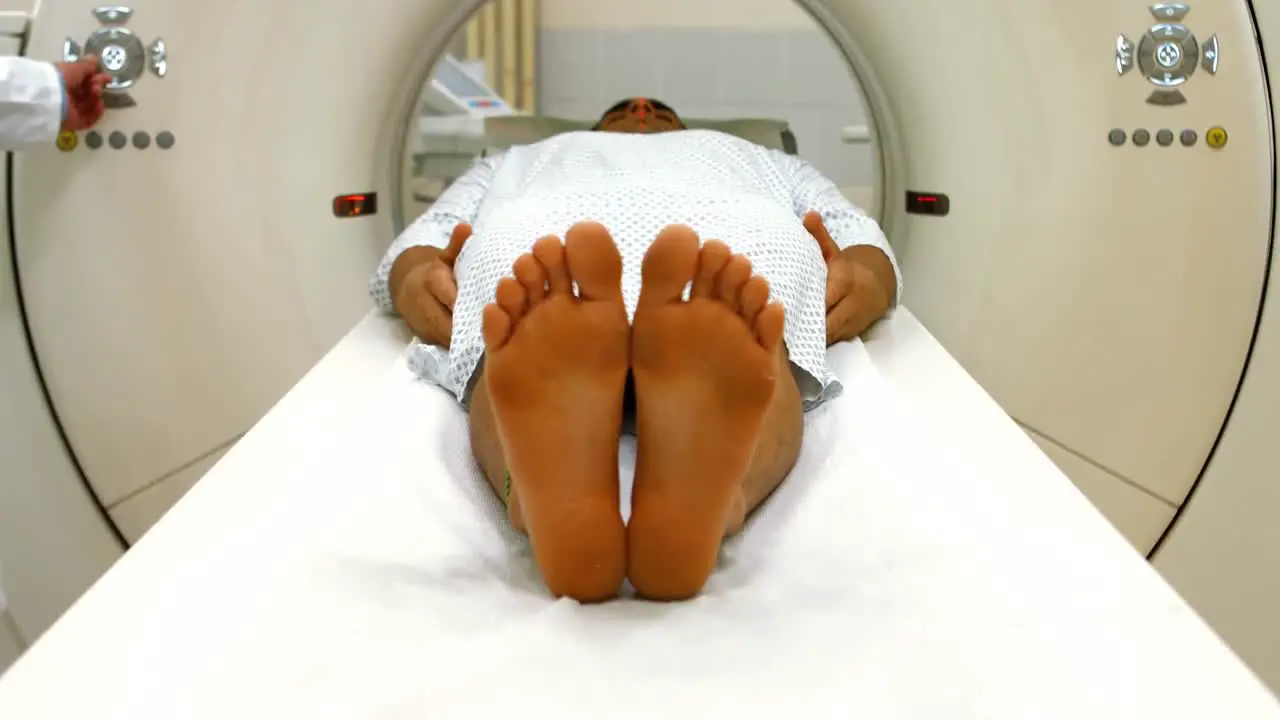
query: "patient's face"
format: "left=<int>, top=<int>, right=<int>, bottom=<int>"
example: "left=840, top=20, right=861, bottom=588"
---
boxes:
left=594, top=97, right=685, bottom=134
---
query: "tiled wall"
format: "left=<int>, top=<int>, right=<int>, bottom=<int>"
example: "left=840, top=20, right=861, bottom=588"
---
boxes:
left=537, top=26, right=876, bottom=188
left=541, top=0, right=816, bottom=30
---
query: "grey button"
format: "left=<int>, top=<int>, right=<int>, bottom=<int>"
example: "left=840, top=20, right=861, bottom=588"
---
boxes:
left=1133, top=129, right=1151, bottom=146
left=155, top=131, right=175, bottom=149
left=148, top=38, right=167, bottom=78
left=1108, top=129, right=1127, bottom=146
left=1180, top=129, right=1198, bottom=146
left=93, top=6, right=133, bottom=23
left=107, top=131, right=127, bottom=149
left=1116, top=35, right=1135, bottom=75
left=62, top=37, right=80, bottom=63
left=1139, top=24, right=1199, bottom=87
left=84, top=27, right=146, bottom=91
left=1156, top=129, right=1175, bottom=146
left=1150, top=3, right=1190, bottom=22
left=102, top=93, right=136, bottom=109
left=1202, top=34, right=1219, bottom=74
left=132, top=131, right=150, bottom=149
left=1149, top=22, right=1192, bottom=43
left=84, top=131, right=102, bottom=149
left=1147, top=89, right=1187, bottom=106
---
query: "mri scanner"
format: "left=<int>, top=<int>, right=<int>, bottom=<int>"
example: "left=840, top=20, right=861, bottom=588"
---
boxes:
left=1, top=0, right=1280, bottom=714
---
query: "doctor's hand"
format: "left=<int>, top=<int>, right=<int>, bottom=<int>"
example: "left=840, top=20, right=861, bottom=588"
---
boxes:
left=55, top=55, right=111, bottom=131
left=804, top=211, right=894, bottom=345
left=392, top=224, right=471, bottom=348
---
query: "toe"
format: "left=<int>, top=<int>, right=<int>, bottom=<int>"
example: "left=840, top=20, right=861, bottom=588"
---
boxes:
left=739, top=276, right=770, bottom=323
left=495, top=277, right=527, bottom=320
left=565, top=222, right=623, bottom=300
left=513, top=254, right=547, bottom=306
left=717, top=255, right=753, bottom=310
left=533, top=235, right=572, bottom=295
left=691, top=240, right=731, bottom=298
left=754, top=303, right=786, bottom=353
left=640, top=225, right=700, bottom=303
left=482, top=303, right=514, bottom=351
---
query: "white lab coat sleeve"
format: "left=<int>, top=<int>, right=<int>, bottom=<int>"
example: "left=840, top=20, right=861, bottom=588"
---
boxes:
left=0, top=57, right=63, bottom=151
left=367, top=153, right=501, bottom=314
left=770, top=148, right=903, bottom=308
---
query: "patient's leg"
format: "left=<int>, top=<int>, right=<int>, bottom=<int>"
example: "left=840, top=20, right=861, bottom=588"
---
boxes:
left=473, top=222, right=630, bottom=602
left=628, top=226, right=803, bottom=601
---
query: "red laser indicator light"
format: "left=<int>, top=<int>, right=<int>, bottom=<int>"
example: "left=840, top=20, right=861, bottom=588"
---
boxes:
left=905, top=191, right=950, bottom=216
left=333, top=192, right=378, bottom=218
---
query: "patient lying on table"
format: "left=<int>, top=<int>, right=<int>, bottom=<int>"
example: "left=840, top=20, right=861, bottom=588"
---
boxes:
left=369, top=97, right=901, bottom=603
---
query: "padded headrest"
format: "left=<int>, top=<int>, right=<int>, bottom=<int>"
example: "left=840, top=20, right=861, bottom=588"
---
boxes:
left=480, top=115, right=796, bottom=154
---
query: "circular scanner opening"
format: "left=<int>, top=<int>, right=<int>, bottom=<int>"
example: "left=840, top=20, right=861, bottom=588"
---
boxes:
left=395, top=0, right=880, bottom=233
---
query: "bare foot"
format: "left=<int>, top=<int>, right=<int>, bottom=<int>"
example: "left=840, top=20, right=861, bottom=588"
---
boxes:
left=482, top=222, right=630, bottom=602
left=627, top=226, right=786, bottom=601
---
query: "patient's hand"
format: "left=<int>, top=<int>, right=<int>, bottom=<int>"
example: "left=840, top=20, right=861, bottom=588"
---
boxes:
left=806, top=211, right=841, bottom=265
left=804, top=212, right=894, bottom=345
left=393, top=224, right=470, bottom=347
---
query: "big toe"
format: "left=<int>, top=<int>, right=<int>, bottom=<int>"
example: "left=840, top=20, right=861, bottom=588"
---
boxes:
left=565, top=222, right=623, bottom=300
left=640, top=225, right=700, bottom=303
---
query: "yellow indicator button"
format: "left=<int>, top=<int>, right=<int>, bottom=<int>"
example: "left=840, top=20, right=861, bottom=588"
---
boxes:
left=55, top=130, right=78, bottom=152
left=1206, top=126, right=1228, bottom=149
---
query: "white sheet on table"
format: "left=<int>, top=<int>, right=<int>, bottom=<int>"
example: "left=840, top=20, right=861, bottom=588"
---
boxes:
left=26, top=341, right=1277, bottom=719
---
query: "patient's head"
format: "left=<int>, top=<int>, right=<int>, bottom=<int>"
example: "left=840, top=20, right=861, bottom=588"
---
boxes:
left=592, top=97, right=686, bottom=134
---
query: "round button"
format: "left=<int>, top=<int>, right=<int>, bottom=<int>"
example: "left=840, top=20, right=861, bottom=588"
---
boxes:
left=155, top=131, right=175, bottom=149
left=1156, top=129, right=1175, bottom=147
left=84, top=27, right=146, bottom=90
left=84, top=131, right=103, bottom=149
left=101, top=44, right=128, bottom=72
left=1137, top=31, right=1192, bottom=87
left=132, top=131, right=150, bottom=149
left=1180, top=129, right=1198, bottom=146
left=1133, top=129, right=1151, bottom=147
left=108, top=131, right=127, bottom=149
left=55, top=130, right=78, bottom=152
left=1108, top=128, right=1127, bottom=146
left=1155, top=41, right=1182, bottom=68
left=1206, top=126, right=1229, bottom=149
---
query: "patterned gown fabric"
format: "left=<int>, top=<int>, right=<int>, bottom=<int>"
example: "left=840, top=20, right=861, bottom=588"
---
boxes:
left=369, top=129, right=901, bottom=411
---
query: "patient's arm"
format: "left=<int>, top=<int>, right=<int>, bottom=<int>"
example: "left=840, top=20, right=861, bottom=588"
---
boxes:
left=367, top=154, right=501, bottom=314
left=769, top=150, right=902, bottom=339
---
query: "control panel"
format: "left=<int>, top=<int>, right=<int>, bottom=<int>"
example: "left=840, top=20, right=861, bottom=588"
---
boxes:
left=1116, top=3, right=1217, bottom=108
left=56, top=6, right=172, bottom=153
left=62, top=6, right=166, bottom=110
left=1110, top=4, right=1227, bottom=150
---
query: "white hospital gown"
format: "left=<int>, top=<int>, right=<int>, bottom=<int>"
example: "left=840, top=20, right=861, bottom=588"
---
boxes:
left=369, top=129, right=901, bottom=411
